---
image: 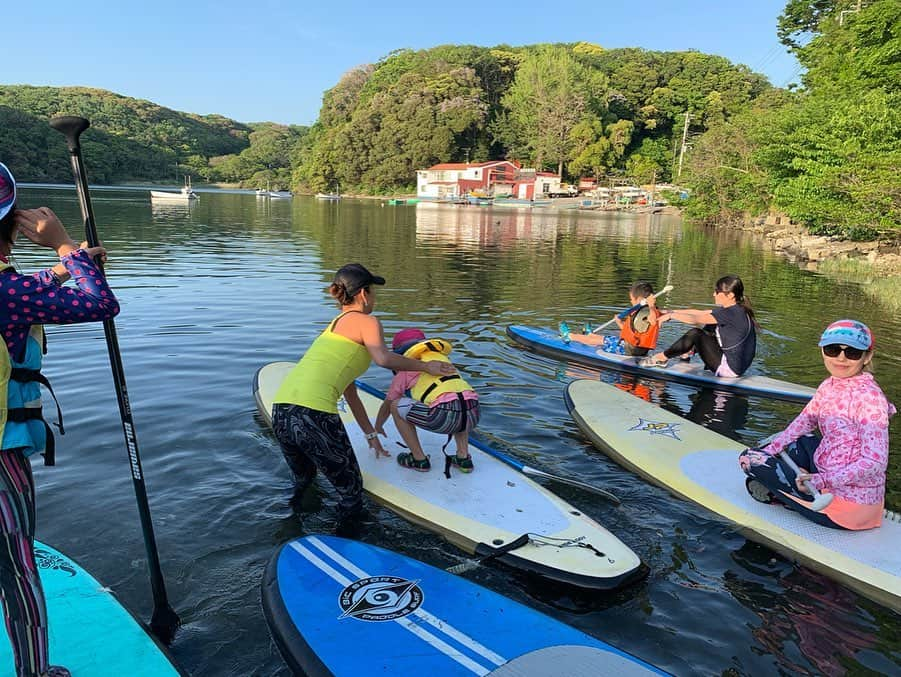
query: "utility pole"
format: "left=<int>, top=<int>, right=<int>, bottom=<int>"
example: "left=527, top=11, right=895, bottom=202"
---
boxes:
left=677, top=110, right=691, bottom=182
left=840, top=0, right=863, bottom=25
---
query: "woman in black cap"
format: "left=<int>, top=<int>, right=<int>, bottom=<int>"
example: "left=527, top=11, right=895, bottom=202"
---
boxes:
left=271, top=263, right=455, bottom=530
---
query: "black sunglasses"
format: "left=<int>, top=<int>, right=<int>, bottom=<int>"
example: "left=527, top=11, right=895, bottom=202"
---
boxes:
left=822, top=344, right=865, bottom=360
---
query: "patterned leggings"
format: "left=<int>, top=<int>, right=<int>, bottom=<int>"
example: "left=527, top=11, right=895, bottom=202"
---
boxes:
left=271, top=404, right=364, bottom=518
left=740, top=434, right=844, bottom=529
left=0, top=449, right=49, bottom=677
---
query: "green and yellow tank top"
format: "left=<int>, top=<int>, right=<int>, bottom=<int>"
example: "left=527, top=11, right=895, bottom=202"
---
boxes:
left=273, top=312, right=372, bottom=414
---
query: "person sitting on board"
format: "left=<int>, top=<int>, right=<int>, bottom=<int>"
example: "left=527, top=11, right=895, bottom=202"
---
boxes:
left=639, top=274, right=757, bottom=376
left=375, top=328, right=480, bottom=474
left=270, top=264, right=455, bottom=531
left=559, top=281, right=660, bottom=357
left=739, top=320, right=895, bottom=530
left=0, top=163, right=120, bottom=677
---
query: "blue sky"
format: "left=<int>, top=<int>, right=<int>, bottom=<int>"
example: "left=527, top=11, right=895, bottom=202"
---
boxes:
left=8, top=0, right=800, bottom=125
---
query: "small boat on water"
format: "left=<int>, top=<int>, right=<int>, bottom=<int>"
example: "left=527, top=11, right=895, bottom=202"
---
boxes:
left=269, top=190, right=293, bottom=199
left=150, top=177, right=198, bottom=201
left=316, top=183, right=341, bottom=200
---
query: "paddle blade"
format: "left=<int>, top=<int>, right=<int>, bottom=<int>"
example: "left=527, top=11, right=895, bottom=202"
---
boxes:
left=49, top=116, right=90, bottom=150
left=809, top=492, right=834, bottom=512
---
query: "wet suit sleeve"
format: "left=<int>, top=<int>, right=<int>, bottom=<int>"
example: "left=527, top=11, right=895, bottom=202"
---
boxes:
left=811, top=389, right=893, bottom=492
left=764, top=387, right=822, bottom=456
left=1, top=249, right=120, bottom=356
left=3, top=249, right=119, bottom=325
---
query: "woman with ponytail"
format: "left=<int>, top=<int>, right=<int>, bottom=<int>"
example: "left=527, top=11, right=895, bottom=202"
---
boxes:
left=640, top=275, right=757, bottom=377
left=271, top=263, right=455, bottom=533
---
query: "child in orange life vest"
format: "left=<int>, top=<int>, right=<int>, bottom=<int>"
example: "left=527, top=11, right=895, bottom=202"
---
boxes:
left=375, top=328, right=480, bottom=473
left=562, top=282, right=660, bottom=356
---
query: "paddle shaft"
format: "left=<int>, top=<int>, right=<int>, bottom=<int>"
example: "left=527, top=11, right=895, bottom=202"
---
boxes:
left=778, top=450, right=833, bottom=511
left=593, top=285, right=673, bottom=333
left=469, top=438, right=620, bottom=505
left=50, top=116, right=180, bottom=643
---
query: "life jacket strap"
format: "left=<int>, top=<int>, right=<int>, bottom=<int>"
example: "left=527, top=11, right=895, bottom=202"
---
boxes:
left=4, top=410, right=56, bottom=466
left=442, top=393, right=469, bottom=479
left=10, top=368, right=65, bottom=434
left=419, top=374, right=461, bottom=402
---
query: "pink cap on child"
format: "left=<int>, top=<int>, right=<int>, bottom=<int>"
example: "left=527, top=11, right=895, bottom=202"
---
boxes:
left=392, top=328, right=426, bottom=353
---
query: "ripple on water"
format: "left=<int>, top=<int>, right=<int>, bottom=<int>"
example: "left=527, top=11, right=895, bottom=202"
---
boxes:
left=15, top=188, right=900, bottom=676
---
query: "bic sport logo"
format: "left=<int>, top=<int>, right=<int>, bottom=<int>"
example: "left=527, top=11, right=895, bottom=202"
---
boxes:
left=338, top=576, right=424, bottom=622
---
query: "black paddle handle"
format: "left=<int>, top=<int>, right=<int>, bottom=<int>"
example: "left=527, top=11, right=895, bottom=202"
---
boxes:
left=50, top=116, right=180, bottom=643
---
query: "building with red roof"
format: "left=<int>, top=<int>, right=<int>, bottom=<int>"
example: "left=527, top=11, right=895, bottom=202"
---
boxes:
left=416, top=161, right=568, bottom=201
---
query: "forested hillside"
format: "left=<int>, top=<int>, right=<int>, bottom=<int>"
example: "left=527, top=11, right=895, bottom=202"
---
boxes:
left=0, top=86, right=307, bottom=188
left=683, top=0, right=900, bottom=239
left=299, top=43, right=771, bottom=192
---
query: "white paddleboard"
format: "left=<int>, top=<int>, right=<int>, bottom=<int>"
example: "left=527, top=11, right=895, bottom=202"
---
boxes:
left=254, top=362, right=645, bottom=591
left=564, top=378, right=901, bottom=613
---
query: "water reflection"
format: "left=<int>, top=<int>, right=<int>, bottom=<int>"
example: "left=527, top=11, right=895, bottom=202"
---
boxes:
left=414, top=202, right=682, bottom=247
left=151, top=199, right=198, bottom=220
left=684, top=388, right=750, bottom=438
left=726, top=543, right=893, bottom=676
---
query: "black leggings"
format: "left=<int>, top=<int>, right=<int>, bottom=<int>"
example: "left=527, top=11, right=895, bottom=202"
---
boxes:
left=663, top=327, right=722, bottom=372
left=271, top=404, right=364, bottom=519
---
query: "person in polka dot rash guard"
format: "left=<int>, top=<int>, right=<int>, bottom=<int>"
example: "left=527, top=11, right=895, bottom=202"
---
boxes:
left=740, top=319, right=895, bottom=531
left=0, top=161, right=119, bottom=677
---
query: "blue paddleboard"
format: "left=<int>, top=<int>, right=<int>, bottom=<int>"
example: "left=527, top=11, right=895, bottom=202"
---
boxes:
left=0, top=542, right=183, bottom=676
left=263, top=535, right=667, bottom=676
left=507, top=325, right=815, bottom=402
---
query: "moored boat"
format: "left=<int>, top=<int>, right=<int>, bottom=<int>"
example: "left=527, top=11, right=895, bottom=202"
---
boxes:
left=150, top=176, right=198, bottom=201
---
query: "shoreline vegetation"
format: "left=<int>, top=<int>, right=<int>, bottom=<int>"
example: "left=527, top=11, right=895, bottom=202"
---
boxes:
left=3, top=1, right=897, bottom=281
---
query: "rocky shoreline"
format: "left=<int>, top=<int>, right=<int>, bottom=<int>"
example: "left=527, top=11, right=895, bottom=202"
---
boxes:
left=717, top=213, right=901, bottom=277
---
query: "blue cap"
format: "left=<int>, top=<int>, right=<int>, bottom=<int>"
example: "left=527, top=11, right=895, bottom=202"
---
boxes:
left=818, top=319, right=873, bottom=351
left=0, top=163, right=15, bottom=221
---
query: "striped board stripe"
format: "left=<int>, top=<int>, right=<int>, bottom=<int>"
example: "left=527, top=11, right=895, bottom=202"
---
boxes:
left=262, top=535, right=668, bottom=676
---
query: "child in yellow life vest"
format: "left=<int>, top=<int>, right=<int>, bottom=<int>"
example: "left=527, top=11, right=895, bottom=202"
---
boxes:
left=561, top=282, right=660, bottom=357
left=375, top=328, right=480, bottom=473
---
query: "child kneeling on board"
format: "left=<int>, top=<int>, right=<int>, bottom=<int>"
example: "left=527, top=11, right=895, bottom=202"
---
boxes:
left=376, top=329, right=480, bottom=474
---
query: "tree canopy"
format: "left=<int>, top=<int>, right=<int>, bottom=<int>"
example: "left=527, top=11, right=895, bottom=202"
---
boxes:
left=684, top=0, right=901, bottom=239
left=0, top=85, right=309, bottom=186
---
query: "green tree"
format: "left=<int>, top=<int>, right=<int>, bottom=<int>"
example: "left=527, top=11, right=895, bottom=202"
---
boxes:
left=496, top=45, right=607, bottom=175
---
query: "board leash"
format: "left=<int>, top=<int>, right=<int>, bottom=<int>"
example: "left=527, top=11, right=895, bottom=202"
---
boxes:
left=446, top=532, right=607, bottom=575
left=446, top=533, right=531, bottom=574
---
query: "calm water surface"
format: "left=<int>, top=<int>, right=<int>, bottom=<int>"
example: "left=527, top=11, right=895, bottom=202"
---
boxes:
left=16, top=187, right=901, bottom=675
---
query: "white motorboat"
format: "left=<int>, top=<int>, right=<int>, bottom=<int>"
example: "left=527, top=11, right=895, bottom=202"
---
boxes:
left=151, top=177, right=198, bottom=201
left=268, top=190, right=293, bottom=199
